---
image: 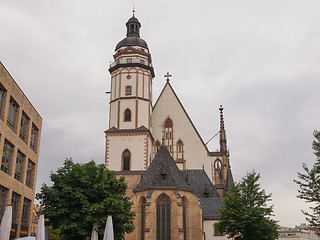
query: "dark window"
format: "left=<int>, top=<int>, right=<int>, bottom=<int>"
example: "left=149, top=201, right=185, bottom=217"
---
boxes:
left=19, top=111, right=30, bottom=142
left=123, top=150, right=130, bottom=171
left=124, top=109, right=131, bottom=122
left=30, top=123, right=39, bottom=152
left=156, top=194, right=171, bottom=240
left=127, top=58, right=132, bottom=63
left=15, top=151, right=25, bottom=182
left=7, top=97, right=19, bottom=131
left=0, top=185, right=8, bottom=220
left=182, top=197, right=187, bottom=240
left=140, top=59, right=145, bottom=64
left=153, top=140, right=161, bottom=156
left=26, top=160, right=35, bottom=188
left=141, top=197, right=146, bottom=240
left=1, top=139, right=14, bottom=175
left=11, top=192, right=21, bottom=224
left=0, top=83, right=6, bottom=119
left=21, top=198, right=31, bottom=226
left=126, top=86, right=132, bottom=96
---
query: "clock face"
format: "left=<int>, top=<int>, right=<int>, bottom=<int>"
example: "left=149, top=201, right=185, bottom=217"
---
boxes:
left=127, top=75, right=131, bottom=79
left=214, top=160, right=222, bottom=170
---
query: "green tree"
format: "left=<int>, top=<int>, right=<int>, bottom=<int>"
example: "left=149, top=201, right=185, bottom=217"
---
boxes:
left=36, top=159, right=134, bottom=240
left=294, top=130, right=320, bottom=228
left=217, top=171, right=278, bottom=240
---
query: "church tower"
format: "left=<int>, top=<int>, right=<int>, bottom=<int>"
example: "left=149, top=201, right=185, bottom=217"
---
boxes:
left=105, top=13, right=155, bottom=171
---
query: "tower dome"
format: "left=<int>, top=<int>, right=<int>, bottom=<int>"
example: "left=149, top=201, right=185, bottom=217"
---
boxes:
left=115, top=15, right=148, bottom=50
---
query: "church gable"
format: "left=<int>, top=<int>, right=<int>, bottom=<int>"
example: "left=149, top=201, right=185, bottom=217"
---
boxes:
left=135, top=144, right=191, bottom=192
left=152, top=82, right=212, bottom=171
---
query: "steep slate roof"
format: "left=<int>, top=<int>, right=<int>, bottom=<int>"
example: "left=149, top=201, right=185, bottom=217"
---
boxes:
left=181, top=170, right=220, bottom=198
left=200, top=197, right=224, bottom=220
left=134, top=144, right=192, bottom=192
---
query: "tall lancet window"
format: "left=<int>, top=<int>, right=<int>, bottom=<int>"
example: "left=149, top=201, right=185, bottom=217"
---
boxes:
left=176, top=140, right=184, bottom=160
left=124, top=109, right=131, bottom=122
left=163, top=118, right=173, bottom=156
left=122, top=149, right=130, bottom=171
left=156, top=194, right=171, bottom=240
left=182, top=197, right=187, bottom=240
left=141, top=197, right=146, bottom=240
left=153, top=140, right=161, bottom=157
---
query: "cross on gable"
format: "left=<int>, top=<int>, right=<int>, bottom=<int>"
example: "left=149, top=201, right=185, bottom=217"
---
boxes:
left=164, top=72, right=172, bottom=82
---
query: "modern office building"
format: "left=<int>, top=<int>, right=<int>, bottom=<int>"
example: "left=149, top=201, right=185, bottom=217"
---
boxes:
left=0, top=61, right=42, bottom=239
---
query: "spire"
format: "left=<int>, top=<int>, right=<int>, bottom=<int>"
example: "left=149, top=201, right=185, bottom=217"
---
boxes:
left=219, top=105, right=227, bottom=154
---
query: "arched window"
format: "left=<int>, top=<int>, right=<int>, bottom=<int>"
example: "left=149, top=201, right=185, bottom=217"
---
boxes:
left=141, top=197, right=146, bottom=240
left=124, top=109, right=131, bottom=122
left=182, top=197, right=187, bottom=240
left=176, top=140, right=184, bottom=159
left=153, top=140, right=161, bottom=157
left=156, top=194, right=171, bottom=240
left=164, top=118, right=173, bottom=156
left=122, top=150, right=130, bottom=171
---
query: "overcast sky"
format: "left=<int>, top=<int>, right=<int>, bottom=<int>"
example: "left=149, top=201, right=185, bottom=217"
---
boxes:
left=1, top=0, right=320, bottom=228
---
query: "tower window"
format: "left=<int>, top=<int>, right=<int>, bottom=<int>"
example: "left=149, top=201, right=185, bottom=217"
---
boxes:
left=127, top=58, right=132, bottom=63
left=122, top=149, right=130, bottom=171
left=156, top=194, right=171, bottom=240
left=124, top=109, right=131, bottom=122
left=126, top=86, right=132, bottom=96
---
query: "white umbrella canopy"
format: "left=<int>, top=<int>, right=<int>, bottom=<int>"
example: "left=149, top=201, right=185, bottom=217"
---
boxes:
left=35, top=215, right=45, bottom=240
left=90, top=224, right=98, bottom=240
left=103, top=216, right=114, bottom=240
left=0, top=205, right=12, bottom=240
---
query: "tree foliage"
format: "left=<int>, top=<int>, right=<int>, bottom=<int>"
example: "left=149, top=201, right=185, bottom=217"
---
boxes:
left=36, top=159, right=134, bottom=240
left=294, top=130, right=320, bottom=228
left=217, top=171, right=278, bottom=240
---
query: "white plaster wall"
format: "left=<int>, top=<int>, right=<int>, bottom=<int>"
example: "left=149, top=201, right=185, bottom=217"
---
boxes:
left=109, top=101, right=118, bottom=128
left=203, top=220, right=230, bottom=240
left=152, top=83, right=215, bottom=178
left=107, top=135, right=149, bottom=171
left=119, top=100, right=136, bottom=129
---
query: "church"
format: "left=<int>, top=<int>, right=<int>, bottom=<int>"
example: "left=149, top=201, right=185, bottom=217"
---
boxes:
left=105, top=13, right=233, bottom=240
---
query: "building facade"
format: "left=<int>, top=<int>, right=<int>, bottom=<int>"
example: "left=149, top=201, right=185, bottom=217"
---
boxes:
left=0, top=61, right=42, bottom=239
left=105, top=14, right=232, bottom=240
left=278, top=224, right=320, bottom=240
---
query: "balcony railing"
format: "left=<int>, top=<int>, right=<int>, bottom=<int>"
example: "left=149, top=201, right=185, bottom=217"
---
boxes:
left=110, top=58, right=153, bottom=68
